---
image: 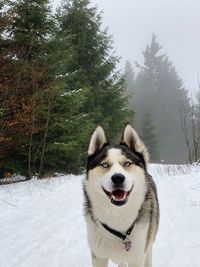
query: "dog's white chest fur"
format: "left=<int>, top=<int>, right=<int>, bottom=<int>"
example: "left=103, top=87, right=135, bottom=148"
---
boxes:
left=86, top=216, right=149, bottom=265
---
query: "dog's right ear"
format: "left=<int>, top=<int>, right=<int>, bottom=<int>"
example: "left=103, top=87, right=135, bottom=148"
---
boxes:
left=88, top=126, right=108, bottom=156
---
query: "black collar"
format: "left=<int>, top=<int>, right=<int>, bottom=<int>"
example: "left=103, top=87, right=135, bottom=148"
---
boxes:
left=100, top=219, right=136, bottom=241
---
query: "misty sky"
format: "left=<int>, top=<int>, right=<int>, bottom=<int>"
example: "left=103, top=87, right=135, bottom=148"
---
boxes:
left=54, top=0, right=200, bottom=96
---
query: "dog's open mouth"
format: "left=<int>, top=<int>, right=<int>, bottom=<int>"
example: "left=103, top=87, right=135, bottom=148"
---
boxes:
left=102, top=187, right=133, bottom=206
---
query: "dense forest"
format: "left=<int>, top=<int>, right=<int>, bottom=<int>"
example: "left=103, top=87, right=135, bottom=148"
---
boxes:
left=0, top=0, right=199, bottom=179
left=0, top=0, right=132, bottom=178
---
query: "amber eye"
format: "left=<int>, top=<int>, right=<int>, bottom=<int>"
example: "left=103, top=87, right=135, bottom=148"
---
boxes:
left=101, top=162, right=110, bottom=168
left=124, top=161, right=132, bottom=167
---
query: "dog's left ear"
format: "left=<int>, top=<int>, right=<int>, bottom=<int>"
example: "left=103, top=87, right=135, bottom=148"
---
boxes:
left=88, top=126, right=108, bottom=156
left=121, top=124, right=149, bottom=163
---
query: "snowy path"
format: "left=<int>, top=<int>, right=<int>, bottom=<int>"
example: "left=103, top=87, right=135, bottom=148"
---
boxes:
left=0, top=165, right=200, bottom=267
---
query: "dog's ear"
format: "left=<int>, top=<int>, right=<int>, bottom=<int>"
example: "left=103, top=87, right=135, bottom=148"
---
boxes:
left=121, top=124, right=149, bottom=163
left=88, top=126, right=108, bottom=155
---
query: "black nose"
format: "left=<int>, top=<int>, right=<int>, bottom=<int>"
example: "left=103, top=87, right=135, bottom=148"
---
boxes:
left=111, top=174, right=125, bottom=186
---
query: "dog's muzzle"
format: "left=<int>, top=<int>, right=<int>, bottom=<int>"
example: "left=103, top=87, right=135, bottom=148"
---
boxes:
left=102, top=185, right=133, bottom=206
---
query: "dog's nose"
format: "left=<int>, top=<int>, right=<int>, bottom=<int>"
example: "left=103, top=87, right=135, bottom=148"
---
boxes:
left=111, top=174, right=125, bottom=186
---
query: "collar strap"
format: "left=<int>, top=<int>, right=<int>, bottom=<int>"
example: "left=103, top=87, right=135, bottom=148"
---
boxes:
left=101, top=219, right=136, bottom=241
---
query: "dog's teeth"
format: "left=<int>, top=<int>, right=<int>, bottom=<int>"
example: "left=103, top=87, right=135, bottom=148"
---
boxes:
left=112, top=195, right=117, bottom=200
left=112, top=195, right=126, bottom=201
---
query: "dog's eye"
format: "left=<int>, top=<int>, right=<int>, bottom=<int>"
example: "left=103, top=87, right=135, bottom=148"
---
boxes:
left=101, top=162, right=110, bottom=168
left=124, top=161, right=132, bottom=167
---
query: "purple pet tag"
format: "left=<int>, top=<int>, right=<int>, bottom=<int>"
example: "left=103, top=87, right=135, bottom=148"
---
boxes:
left=123, top=236, right=132, bottom=251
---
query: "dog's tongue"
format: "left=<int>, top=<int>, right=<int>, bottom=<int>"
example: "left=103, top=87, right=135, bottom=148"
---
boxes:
left=111, top=189, right=127, bottom=201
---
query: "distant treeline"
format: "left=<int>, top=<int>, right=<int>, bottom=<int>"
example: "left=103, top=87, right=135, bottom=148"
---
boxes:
left=125, top=35, right=200, bottom=164
left=0, top=0, right=199, bottom=179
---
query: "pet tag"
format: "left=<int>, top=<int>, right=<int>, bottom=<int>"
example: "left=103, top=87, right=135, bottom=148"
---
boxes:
left=123, top=236, right=132, bottom=251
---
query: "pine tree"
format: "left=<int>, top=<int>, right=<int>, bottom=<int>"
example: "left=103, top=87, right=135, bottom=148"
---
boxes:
left=124, top=60, right=135, bottom=108
left=0, top=0, right=13, bottom=171
left=56, top=0, right=132, bottom=141
left=0, top=0, right=62, bottom=176
left=141, top=112, right=160, bottom=161
left=46, top=0, right=132, bottom=173
left=133, top=34, right=188, bottom=163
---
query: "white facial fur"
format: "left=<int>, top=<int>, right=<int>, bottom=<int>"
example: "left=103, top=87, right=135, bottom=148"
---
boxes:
left=87, top=148, right=146, bottom=199
left=101, top=149, right=134, bottom=192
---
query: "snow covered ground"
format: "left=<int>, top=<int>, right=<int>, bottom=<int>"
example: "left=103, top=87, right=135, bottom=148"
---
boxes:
left=0, top=164, right=200, bottom=267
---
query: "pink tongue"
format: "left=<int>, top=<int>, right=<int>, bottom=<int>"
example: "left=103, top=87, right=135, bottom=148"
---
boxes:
left=112, top=189, right=127, bottom=200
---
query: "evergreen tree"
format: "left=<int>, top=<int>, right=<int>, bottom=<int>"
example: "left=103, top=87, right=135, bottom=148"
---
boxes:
left=0, top=0, right=63, bottom=176
left=46, top=0, right=133, bottom=173
left=56, top=0, right=132, bottom=142
left=0, top=0, right=13, bottom=171
left=133, top=34, right=188, bottom=163
left=141, top=112, right=160, bottom=161
left=124, top=60, right=135, bottom=108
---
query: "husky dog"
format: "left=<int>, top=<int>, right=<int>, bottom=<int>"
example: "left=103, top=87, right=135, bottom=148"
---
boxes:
left=83, top=124, right=159, bottom=267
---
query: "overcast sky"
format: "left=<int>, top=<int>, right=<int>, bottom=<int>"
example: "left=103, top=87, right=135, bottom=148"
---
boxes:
left=54, top=0, right=200, bottom=96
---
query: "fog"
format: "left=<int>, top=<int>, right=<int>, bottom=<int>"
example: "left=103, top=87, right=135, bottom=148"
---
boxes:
left=55, top=0, right=200, bottom=95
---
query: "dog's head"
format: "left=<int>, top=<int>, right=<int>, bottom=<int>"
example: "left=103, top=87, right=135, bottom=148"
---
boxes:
left=86, top=124, right=149, bottom=207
